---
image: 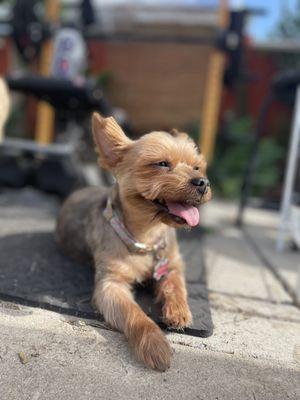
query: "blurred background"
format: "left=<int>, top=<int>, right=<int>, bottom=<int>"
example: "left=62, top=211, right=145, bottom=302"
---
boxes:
left=0, top=0, right=299, bottom=252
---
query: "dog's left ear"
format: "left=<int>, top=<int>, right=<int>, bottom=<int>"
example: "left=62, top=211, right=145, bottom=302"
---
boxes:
left=92, top=113, right=132, bottom=170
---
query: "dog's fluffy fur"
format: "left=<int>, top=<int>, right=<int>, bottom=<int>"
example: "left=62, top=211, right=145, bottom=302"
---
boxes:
left=56, top=113, right=211, bottom=371
left=0, top=78, right=10, bottom=142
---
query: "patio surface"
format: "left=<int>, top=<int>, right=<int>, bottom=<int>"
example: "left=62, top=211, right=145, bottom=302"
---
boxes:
left=0, top=193, right=299, bottom=400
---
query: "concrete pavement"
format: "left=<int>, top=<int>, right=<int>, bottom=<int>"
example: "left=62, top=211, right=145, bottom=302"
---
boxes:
left=0, top=198, right=300, bottom=400
left=0, top=304, right=299, bottom=400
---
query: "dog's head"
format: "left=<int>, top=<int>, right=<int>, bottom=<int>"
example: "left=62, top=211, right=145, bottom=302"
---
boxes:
left=92, top=113, right=211, bottom=228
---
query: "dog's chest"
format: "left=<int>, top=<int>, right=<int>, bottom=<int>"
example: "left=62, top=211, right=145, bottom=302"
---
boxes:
left=127, top=249, right=167, bottom=283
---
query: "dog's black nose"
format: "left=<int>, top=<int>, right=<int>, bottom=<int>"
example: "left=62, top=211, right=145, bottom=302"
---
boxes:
left=190, top=177, right=210, bottom=193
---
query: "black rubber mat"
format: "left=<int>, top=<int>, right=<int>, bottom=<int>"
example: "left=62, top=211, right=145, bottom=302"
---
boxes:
left=0, top=189, right=213, bottom=337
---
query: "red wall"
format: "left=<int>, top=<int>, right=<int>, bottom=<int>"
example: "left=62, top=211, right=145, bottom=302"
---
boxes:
left=0, top=39, right=11, bottom=74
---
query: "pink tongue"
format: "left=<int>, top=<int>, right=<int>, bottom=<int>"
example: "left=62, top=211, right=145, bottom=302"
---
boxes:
left=166, top=201, right=199, bottom=227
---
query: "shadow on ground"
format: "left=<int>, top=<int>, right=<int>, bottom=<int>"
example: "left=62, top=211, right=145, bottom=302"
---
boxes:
left=0, top=229, right=213, bottom=336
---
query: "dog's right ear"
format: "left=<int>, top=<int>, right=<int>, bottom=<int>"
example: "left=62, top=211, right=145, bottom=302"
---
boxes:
left=92, top=113, right=132, bottom=170
left=169, top=128, right=189, bottom=141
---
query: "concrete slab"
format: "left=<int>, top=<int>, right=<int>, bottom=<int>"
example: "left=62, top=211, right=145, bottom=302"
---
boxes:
left=0, top=303, right=299, bottom=400
left=203, top=228, right=291, bottom=303
left=0, top=189, right=57, bottom=235
left=201, top=200, right=299, bottom=301
left=245, top=224, right=299, bottom=296
left=170, top=295, right=300, bottom=365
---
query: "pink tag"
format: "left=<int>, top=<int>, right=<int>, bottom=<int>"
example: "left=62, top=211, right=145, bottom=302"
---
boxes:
left=153, top=258, right=169, bottom=281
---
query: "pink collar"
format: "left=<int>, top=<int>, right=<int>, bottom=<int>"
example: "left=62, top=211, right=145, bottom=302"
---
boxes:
left=103, top=195, right=169, bottom=280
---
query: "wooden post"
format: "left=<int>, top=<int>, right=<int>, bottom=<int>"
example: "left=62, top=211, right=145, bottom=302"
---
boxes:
left=200, top=0, right=229, bottom=164
left=35, top=0, right=60, bottom=145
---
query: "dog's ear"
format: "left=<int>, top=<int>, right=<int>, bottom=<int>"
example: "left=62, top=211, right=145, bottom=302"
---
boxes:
left=92, top=113, right=132, bottom=169
left=169, top=128, right=189, bottom=141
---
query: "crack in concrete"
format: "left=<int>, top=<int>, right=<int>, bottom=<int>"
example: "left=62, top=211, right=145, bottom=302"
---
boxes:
left=242, top=229, right=300, bottom=309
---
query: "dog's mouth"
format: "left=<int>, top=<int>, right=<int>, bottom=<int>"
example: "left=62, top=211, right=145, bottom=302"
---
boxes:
left=152, top=198, right=200, bottom=227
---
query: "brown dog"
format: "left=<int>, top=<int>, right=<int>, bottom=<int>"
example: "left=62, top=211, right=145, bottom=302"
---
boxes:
left=56, top=113, right=211, bottom=371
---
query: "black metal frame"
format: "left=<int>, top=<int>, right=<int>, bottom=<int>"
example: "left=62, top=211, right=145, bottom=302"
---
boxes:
left=236, top=69, right=300, bottom=225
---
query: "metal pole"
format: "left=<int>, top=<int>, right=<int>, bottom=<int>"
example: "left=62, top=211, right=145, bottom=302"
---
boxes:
left=236, top=91, right=273, bottom=226
left=277, top=85, right=300, bottom=252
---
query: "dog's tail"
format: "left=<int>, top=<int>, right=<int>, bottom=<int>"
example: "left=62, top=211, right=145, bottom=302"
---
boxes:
left=0, top=77, right=10, bottom=143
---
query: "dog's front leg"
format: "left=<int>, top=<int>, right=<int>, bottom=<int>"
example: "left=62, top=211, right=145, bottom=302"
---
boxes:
left=93, top=273, right=172, bottom=371
left=156, top=258, right=193, bottom=329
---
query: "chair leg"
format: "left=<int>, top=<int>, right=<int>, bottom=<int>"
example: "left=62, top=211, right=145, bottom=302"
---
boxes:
left=236, top=92, right=273, bottom=226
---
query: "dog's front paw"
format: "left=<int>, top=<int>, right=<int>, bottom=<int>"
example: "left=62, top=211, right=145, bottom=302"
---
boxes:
left=132, top=322, right=172, bottom=371
left=162, top=299, right=193, bottom=329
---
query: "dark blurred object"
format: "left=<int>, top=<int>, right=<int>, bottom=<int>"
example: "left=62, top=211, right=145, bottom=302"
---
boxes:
left=12, top=0, right=49, bottom=63
left=222, top=9, right=246, bottom=86
left=271, top=69, right=300, bottom=104
left=35, top=158, right=84, bottom=197
left=0, top=154, right=83, bottom=198
left=7, top=75, right=112, bottom=118
left=0, top=156, right=32, bottom=188
left=221, top=8, right=265, bottom=87
left=81, top=0, right=95, bottom=28
left=0, top=138, right=85, bottom=198
left=237, top=69, right=300, bottom=226
left=11, top=0, right=96, bottom=64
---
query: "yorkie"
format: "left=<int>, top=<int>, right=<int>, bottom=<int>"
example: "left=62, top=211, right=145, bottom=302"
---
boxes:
left=56, top=113, right=211, bottom=371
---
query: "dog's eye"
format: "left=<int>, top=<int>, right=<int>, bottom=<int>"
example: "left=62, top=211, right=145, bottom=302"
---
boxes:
left=157, top=161, right=170, bottom=168
left=193, top=166, right=200, bottom=171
